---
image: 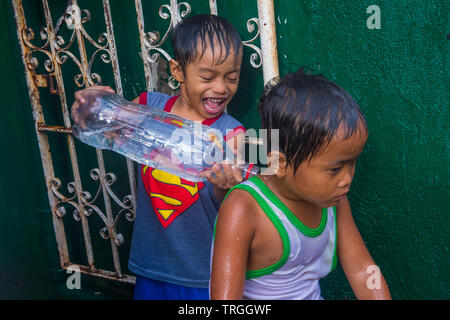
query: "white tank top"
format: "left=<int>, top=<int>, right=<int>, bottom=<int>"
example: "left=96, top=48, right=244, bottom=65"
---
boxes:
left=222, top=176, right=337, bottom=300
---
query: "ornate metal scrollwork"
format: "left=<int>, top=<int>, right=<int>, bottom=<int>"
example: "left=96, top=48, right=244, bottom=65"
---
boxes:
left=20, top=3, right=115, bottom=88
left=49, top=167, right=134, bottom=247
left=139, top=1, right=262, bottom=92
left=49, top=178, right=81, bottom=221
left=141, top=1, right=192, bottom=90
left=21, top=26, right=54, bottom=72
left=242, top=18, right=262, bottom=68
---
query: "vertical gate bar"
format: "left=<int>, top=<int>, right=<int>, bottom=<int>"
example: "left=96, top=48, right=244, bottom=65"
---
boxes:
left=97, top=0, right=133, bottom=277
left=102, top=0, right=137, bottom=277
left=70, top=0, right=90, bottom=87
left=41, top=0, right=96, bottom=270
left=11, top=0, right=71, bottom=268
left=135, top=0, right=157, bottom=91
left=102, top=0, right=137, bottom=213
left=209, top=0, right=218, bottom=15
left=170, top=0, right=182, bottom=27
left=256, top=0, right=279, bottom=85
left=94, top=149, right=122, bottom=277
left=99, top=0, right=121, bottom=277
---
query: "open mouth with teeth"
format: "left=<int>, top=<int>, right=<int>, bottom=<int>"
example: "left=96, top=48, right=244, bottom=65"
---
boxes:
left=203, top=97, right=227, bottom=114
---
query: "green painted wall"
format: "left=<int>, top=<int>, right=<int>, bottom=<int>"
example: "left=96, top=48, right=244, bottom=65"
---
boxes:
left=0, top=0, right=447, bottom=299
left=225, top=0, right=449, bottom=299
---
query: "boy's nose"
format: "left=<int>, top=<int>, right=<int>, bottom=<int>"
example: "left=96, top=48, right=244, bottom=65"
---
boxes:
left=338, top=165, right=354, bottom=188
left=337, top=179, right=351, bottom=189
left=212, top=79, right=227, bottom=94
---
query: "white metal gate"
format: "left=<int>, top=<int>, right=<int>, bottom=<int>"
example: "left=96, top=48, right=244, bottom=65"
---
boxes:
left=12, top=0, right=279, bottom=284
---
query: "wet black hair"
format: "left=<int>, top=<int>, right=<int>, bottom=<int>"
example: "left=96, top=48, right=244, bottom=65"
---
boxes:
left=258, top=68, right=367, bottom=173
left=171, top=14, right=242, bottom=71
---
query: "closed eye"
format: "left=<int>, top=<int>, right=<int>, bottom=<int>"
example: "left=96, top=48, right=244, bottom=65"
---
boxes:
left=329, top=167, right=343, bottom=174
left=227, top=71, right=239, bottom=81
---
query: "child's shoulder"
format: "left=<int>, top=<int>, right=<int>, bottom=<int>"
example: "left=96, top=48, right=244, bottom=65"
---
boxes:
left=225, top=185, right=257, bottom=205
left=221, top=185, right=259, bottom=217
left=217, top=186, right=259, bottom=234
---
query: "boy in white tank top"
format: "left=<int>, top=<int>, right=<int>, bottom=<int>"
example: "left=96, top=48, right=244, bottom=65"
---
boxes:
left=210, top=69, right=391, bottom=300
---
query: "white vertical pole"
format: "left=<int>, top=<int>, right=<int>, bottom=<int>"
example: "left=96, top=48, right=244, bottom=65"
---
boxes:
left=257, top=0, right=279, bottom=85
left=209, top=0, right=218, bottom=15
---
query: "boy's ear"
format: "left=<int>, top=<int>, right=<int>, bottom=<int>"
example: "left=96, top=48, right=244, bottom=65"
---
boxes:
left=169, top=59, right=184, bottom=83
left=264, top=150, right=288, bottom=178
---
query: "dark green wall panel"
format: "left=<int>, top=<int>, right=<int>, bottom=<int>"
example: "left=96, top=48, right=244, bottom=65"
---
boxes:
left=0, top=0, right=50, bottom=299
left=272, top=0, right=449, bottom=299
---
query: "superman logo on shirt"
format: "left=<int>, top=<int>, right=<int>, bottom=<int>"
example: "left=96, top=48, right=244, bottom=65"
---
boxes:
left=141, top=165, right=204, bottom=228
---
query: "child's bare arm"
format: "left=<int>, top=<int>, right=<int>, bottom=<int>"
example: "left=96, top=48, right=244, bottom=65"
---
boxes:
left=337, top=197, right=391, bottom=299
left=210, top=189, right=255, bottom=299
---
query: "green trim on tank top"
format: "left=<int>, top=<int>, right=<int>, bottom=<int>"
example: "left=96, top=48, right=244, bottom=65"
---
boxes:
left=331, top=206, right=338, bottom=272
left=221, top=182, right=291, bottom=279
left=219, top=176, right=336, bottom=279
left=250, top=176, right=328, bottom=238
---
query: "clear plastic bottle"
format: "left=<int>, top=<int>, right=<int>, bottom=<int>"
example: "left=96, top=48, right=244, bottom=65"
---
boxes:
left=71, top=89, right=259, bottom=182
